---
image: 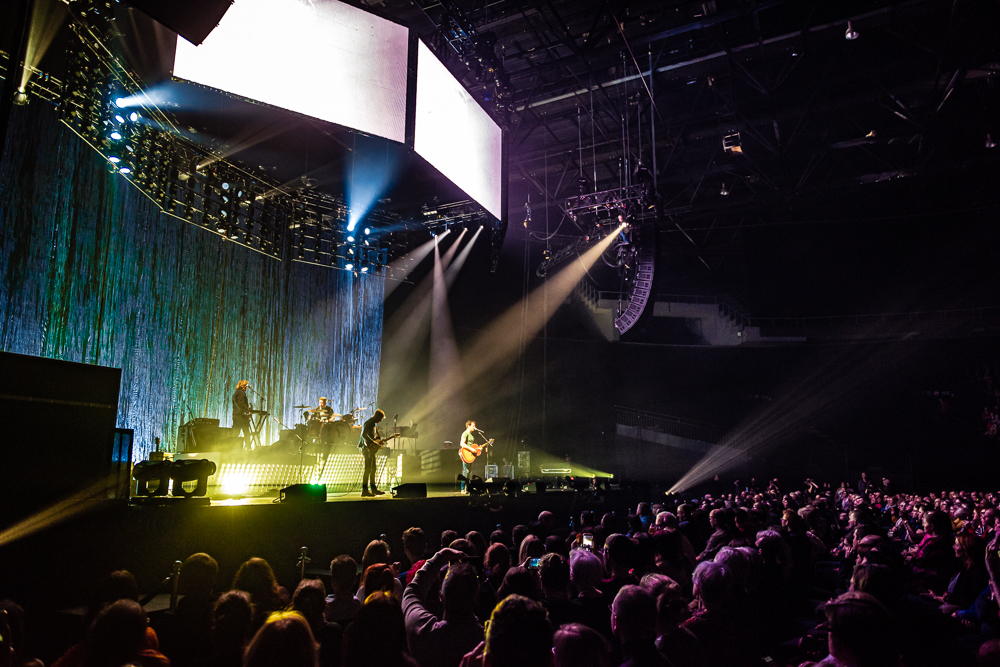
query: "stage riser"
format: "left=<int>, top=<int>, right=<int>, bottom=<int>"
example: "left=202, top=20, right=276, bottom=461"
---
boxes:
left=163, top=447, right=403, bottom=497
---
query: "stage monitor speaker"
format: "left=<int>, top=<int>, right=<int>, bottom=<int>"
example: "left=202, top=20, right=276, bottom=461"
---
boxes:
left=279, top=484, right=327, bottom=504
left=392, top=483, right=427, bottom=499
left=126, top=0, right=233, bottom=46
left=524, top=481, right=547, bottom=494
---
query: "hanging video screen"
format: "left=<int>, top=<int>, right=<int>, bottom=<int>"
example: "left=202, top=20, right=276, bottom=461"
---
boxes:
left=173, top=0, right=408, bottom=143
left=414, top=41, right=504, bottom=220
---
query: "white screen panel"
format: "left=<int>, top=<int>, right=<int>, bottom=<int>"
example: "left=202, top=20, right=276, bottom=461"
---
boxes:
left=173, top=0, right=408, bottom=143
left=415, top=41, right=503, bottom=219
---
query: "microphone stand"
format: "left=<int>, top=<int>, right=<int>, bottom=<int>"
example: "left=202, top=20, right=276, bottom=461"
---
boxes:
left=476, top=429, right=490, bottom=480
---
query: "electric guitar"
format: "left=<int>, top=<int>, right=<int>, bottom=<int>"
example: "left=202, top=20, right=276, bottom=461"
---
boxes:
left=364, top=432, right=400, bottom=452
left=459, top=438, right=494, bottom=464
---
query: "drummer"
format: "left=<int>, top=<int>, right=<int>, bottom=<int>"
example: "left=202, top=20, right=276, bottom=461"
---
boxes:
left=311, top=397, right=335, bottom=422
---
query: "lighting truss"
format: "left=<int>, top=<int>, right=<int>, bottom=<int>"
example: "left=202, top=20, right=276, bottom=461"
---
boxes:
left=18, top=0, right=494, bottom=277
left=563, top=183, right=653, bottom=221
left=413, top=0, right=514, bottom=124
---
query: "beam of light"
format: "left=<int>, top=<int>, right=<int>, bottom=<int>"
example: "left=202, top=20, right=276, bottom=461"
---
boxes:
left=197, top=120, right=297, bottom=169
left=114, top=84, right=177, bottom=110
left=429, top=242, right=468, bottom=430
left=383, top=236, right=439, bottom=300
left=444, top=226, right=482, bottom=288
left=346, top=136, right=396, bottom=232
left=21, top=0, right=67, bottom=90
left=405, top=224, right=624, bottom=427
left=0, top=474, right=120, bottom=548
left=666, top=314, right=967, bottom=493
left=381, top=230, right=463, bottom=378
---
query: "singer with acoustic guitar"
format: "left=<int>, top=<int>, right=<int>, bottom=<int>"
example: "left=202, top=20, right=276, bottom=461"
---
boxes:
left=459, top=420, right=493, bottom=493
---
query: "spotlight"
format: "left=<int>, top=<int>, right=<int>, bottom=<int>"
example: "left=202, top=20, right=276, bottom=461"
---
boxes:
left=108, top=156, right=120, bottom=163
left=114, top=114, right=125, bottom=124
left=119, top=167, right=131, bottom=175
left=13, top=88, right=28, bottom=106
left=129, top=112, right=139, bottom=122
left=987, top=134, right=997, bottom=149
left=720, top=183, right=730, bottom=196
left=222, top=182, right=229, bottom=190
left=109, top=131, right=122, bottom=140
left=114, top=97, right=126, bottom=107
left=360, top=266, right=369, bottom=273
left=845, top=21, right=859, bottom=40
left=347, top=235, right=354, bottom=242
left=345, top=262, right=354, bottom=270
left=364, top=227, right=371, bottom=235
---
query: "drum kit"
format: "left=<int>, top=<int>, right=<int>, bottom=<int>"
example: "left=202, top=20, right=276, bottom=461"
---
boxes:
left=291, top=404, right=366, bottom=448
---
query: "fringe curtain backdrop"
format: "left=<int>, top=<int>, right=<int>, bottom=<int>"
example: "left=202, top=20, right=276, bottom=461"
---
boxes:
left=0, top=104, right=383, bottom=461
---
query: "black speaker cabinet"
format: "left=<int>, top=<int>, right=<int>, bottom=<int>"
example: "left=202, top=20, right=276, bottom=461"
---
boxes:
left=279, top=484, right=327, bottom=504
left=392, top=483, right=427, bottom=499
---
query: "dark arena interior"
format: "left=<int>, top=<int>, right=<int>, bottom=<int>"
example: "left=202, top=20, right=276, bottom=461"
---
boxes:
left=3, top=0, right=1000, bottom=665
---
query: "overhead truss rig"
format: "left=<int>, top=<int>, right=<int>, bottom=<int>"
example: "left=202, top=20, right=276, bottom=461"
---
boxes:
left=6, top=0, right=494, bottom=277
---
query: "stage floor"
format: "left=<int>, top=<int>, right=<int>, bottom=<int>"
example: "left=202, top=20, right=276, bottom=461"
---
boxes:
left=206, top=488, right=466, bottom=506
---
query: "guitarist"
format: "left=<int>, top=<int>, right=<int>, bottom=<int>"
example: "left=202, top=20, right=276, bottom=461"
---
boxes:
left=460, top=420, right=480, bottom=493
left=359, top=409, right=386, bottom=496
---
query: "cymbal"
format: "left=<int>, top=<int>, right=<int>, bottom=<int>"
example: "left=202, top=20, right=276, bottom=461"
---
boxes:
left=352, top=407, right=367, bottom=411
left=307, top=407, right=330, bottom=412
left=293, top=404, right=312, bottom=409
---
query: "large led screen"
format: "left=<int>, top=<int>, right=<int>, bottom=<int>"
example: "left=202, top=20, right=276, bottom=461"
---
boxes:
left=415, top=41, right=503, bottom=220
left=173, top=0, right=408, bottom=143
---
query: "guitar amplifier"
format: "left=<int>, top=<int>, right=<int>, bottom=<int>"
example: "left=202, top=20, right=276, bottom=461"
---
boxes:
left=485, top=464, right=499, bottom=480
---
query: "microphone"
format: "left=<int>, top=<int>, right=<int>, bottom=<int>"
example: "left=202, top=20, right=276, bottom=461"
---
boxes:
left=476, top=428, right=485, bottom=433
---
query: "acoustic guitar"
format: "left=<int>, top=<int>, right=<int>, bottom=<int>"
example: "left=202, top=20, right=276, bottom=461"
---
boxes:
left=459, top=438, right=494, bottom=464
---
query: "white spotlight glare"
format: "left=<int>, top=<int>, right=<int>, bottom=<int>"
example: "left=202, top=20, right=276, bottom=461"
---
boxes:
left=110, top=131, right=122, bottom=141
left=347, top=235, right=354, bottom=242
left=129, top=112, right=139, bottom=122
left=364, top=227, right=371, bottom=235
left=345, top=262, right=354, bottom=270
left=108, top=156, right=120, bottom=163
left=114, top=97, right=126, bottom=108
left=361, top=266, right=369, bottom=273
left=119, top=167, right=131, bottom=174
left=114, top=114, right=125, bottom=124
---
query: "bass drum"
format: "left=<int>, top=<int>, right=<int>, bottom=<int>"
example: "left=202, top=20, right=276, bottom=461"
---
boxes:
left=307, top=420, right=326, bottom=442
left=323, top=420, right=352, bottom=446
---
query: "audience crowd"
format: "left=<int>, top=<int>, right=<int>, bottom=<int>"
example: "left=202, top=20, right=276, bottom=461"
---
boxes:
left=5, top=477, right=1000, bottom=667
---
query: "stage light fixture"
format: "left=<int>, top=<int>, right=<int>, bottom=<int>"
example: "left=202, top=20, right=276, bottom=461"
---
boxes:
left=845, top=21, right=859, bottom=40
left=360, top=265, right=369, bottom=273
left=345, top=262, right=353, bottom=270
left=364, top=227, right=370, bottom=235
left=114, top=114, right=125, bottom=123
left=129, top=112, right=139, bottom=122
left=13, top=88, right=29, bottom=106
left=347, top=235, right=354, bottom=242
left=110, top=131, right=122, bottom=140
left=108, top=156, right=120, bottom=163
left=119, top=167, right=131, bottom=175
left=114, top=97, right=125, bottom=107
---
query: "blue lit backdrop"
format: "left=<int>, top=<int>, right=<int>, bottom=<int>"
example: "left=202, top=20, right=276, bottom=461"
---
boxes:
left=0, top=104, right=383, bottom=461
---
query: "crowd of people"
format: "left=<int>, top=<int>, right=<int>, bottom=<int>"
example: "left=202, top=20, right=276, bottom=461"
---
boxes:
left=4, top=476, right=1000, bottom=667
